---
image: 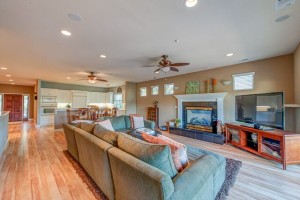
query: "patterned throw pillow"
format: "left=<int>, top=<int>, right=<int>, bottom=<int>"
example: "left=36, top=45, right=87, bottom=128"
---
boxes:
left=80, top=123, right=96, bottom=134
left=157, top=135, right=189, bottom=168
left=141, top=133, right=184, bottom=172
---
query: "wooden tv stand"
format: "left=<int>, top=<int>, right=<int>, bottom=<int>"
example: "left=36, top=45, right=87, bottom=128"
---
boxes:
left=225, top=123, right=300, bottom=170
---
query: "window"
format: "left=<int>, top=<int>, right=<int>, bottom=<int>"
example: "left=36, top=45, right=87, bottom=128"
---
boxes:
left=151, top=85, right=159, bottom=95
left=23, top=95, right=29, bottom=120
left=233, top=72, right=255, bottom=91
left=140, top=87, right=147, bottom=96
left=114, top=93, right=123, bottom=109
left=164, top=83, right=174, bottom=95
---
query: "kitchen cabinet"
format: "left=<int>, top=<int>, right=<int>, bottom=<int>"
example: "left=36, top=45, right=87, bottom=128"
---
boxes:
left=72, top=91, right=88, bottom=108
left=40, top=115, right=54, bottom=126
left=57, top=90, right=71, bottom=103
left=105, top=92, right=114, bottom=104
left=87, top=92, right=106, bottom=104
left=41, top=88, right=58, bottom=96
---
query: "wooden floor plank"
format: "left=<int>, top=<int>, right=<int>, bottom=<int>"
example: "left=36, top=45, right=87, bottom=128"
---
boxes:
left=0, top=122, right=300, bottom=200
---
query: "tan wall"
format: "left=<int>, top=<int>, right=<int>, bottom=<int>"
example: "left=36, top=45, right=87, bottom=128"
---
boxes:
left=125, top=82, right=137, bottom=115
left=0, top=84, right=35, bottom=119
left=294, top=44, right=300, bottom=132
left=137, top=54, right=295, bottom=130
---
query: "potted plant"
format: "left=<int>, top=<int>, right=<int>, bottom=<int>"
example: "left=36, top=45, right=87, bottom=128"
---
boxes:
left=174, top=118, right=181, bottom=127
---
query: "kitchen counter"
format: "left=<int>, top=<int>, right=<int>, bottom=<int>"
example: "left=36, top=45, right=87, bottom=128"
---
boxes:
left=55, top=108, right=78, bottom=129
left=0, top=112, right=9, bottom=156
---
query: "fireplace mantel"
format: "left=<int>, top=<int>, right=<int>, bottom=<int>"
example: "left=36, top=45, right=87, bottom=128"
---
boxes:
left=174, top=92, right=228, bottom=122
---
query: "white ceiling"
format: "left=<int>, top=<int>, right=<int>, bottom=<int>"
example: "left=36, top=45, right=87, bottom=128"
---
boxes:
left=0, top=0, right=300, bottom=87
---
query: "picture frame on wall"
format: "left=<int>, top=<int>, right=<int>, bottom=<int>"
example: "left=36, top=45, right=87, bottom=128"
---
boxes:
left=186, top=80, right=200, bottom=94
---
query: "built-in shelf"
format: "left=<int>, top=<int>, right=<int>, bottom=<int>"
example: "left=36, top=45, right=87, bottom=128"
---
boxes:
left=284, top=104, right=300, bottom=108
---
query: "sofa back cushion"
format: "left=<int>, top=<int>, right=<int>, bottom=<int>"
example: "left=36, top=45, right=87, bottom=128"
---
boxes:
left=94, top=124, right=119, bottom=147
left=80, top=123, right=96, bottom=133
left=117, top=133, right=178, bottom=178
left=124, top=115, right=132, bottom=129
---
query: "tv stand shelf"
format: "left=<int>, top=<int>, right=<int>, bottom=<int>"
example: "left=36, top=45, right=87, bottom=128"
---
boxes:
left=225, top=123, right=300, bottom=170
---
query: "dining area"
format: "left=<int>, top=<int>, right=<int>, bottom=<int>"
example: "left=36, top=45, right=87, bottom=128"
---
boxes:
left=54, top=106, right=118, bottom=129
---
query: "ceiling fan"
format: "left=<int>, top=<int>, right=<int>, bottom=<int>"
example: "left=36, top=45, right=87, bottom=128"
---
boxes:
left=143, top=55, right=190, bottom=74
left=77, top=72, right=108, bottom=83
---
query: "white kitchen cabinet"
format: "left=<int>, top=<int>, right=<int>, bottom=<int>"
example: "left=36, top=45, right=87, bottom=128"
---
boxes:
left=72, top=91, right=88, bottom=108
left=88, top=92, right=106, bottom=104
left=57, top=90, right=72, bottom=103
left=105, top=92, right=114, bottom=104
left=40, top=115, right=54, bottom=126
left=41, top=88, right=58, bottom=96
left=41, top=88, right=50, bottom=96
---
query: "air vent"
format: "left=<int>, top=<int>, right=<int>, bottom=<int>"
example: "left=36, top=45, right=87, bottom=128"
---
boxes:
left=275, top=0, right=295, bottom=11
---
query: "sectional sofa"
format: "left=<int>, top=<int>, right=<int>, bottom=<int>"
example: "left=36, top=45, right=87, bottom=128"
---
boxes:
left=63, top=117, right=226, bottom=200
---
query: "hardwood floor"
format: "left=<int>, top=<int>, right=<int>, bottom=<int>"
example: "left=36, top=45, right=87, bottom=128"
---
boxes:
left=0, top=122, right=300, bottom=200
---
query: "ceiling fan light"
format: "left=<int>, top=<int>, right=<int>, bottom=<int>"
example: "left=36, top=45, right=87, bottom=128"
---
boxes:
left=88, top=79, right=97, bottom=84
left=161, top=67, right=170, bottom=72
left=155, top=71, right=160, bottom=74
left=185, top=0, right=197, bottom=7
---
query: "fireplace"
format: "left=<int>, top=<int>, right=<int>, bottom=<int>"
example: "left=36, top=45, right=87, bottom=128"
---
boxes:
left=172, top=93, right=228, bottom=144
left=186, top=106, right=213, bottom=132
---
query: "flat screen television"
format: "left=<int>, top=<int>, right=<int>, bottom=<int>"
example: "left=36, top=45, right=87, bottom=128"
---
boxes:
left=235, top=92, right=284, bottom=129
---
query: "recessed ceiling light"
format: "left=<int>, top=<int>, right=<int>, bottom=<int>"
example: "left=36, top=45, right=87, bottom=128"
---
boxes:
left=5, top=74, right=11, bottom=77
left=11, top=83, right=15, bottom=85
left=61, top=30, right=72, bottom=36
left=174, top=39, right=179, bottom=43
left=0, top=67, right=7, bottom=70
left=185, top=0, right=197, bottom=7
left=100, top=55, right=107, bottom=58
left=275, top=15, right=290, bottom=23
left=66, top=77, right=71, bottom=80
left=226, top=53, right=234, bottom=57
left=9, top=79, right=13, bottom=82
left=68, top=13, right=82, bottom=22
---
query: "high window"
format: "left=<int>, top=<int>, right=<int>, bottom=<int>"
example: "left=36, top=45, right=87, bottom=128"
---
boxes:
left=233, top=72, right=255, bottom=91
left=164, top=83, right=174, bottom=95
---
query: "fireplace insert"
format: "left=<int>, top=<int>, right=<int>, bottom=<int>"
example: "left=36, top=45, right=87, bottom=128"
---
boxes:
left=186, top=106, right=214, bottom=132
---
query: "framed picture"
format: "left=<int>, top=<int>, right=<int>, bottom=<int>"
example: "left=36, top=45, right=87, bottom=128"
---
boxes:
left=186, top=80, right=200, bottom=94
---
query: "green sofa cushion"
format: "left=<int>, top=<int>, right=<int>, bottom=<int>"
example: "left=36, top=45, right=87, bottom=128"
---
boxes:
left=107, top=116, right=126, bottom=131
left=124, top=115, right=132, bottom=129
left=117, top=133, right=178, bottom=178
left=94, top=124, right=119, bottom=147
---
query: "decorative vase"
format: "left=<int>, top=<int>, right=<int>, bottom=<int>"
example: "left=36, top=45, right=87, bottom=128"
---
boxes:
left=212, top=78, right=217, bottom=93
left=205, top=80, right=210, bottom=93
left=251, top=133, right=258, bottom=143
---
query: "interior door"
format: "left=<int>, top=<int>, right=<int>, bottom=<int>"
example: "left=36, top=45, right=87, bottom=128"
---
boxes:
left=4, top=94, right=23, bottom=122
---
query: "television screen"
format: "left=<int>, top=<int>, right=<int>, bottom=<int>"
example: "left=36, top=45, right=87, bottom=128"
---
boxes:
left=235, top=92, right=284, bottom=129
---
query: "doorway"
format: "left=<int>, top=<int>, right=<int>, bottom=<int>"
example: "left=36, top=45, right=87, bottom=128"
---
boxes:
left=4, top=94, right=23, bottom=122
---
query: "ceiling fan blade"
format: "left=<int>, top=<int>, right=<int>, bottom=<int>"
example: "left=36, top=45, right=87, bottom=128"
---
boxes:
left=170, top=63, right=190, bottom=67
left=96, top=78, right=108, bottom=82
left=154, top=68, right=161, bottom=73
left=140, top=64, right=156, bottom=68
left=170, top=67, right=179, bottom=72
